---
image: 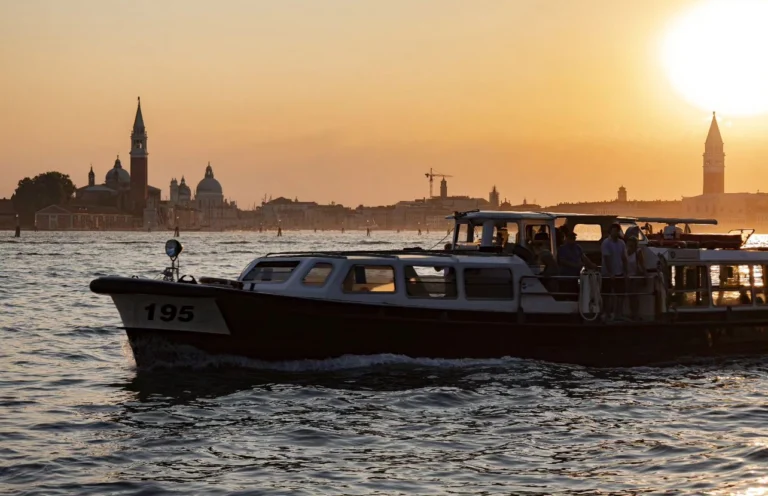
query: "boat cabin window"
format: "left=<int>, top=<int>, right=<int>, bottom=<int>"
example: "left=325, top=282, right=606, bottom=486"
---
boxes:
left=668, top=265, right=710, bottom=308
left=464, top=267, right=514, bottom=300
left=302, top=262, right=334, bottom=287
left=755, top=265, right=767, bottom=305
left=242, top=261, right=300, bottom=283
left=404, top=265, right=457, bottom=299
left=342, top=265, right=396, bottom=293
left=525, top=224, right=552, bottom=250
left=570, top=224, right=603, bottom=241
left=454, top=222, right=480, bottom=244
left=494, top=223, right=520, bottom=247
left=711, top=265, right=754, bottom=306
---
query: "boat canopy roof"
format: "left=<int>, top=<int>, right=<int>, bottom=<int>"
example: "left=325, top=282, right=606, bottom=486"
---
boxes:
left=637, top=217, right=718, bottom=225
left=446, top=210, right=641, bottom=225
left=446, top=210, right=555, bottom=222
left=548, top=213, right=638, bottom=223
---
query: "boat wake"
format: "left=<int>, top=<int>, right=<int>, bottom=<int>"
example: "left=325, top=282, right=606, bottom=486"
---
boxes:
left=126, top=336, right=528, bottom=372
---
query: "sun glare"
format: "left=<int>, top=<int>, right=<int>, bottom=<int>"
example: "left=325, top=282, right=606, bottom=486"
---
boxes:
left=662, top=0, right=768, bottom=116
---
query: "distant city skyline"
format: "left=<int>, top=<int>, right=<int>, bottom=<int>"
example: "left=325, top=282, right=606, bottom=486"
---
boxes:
left=3, top=0, right=768, bottom=207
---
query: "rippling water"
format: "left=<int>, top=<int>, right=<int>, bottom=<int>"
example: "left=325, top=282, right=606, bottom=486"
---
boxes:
left=4, top=230, right=768, bottom=495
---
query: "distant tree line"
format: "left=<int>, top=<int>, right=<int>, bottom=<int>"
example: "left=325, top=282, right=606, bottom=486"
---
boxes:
left=12, top=172, right=76, bottom=226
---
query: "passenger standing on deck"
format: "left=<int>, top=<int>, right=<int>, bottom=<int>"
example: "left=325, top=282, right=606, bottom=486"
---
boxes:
left=626, top=236, right=646, bottom=320
left=532, top=236, right=559, bottom=293
left=601, top=223, right=629, bottom=320
left=557, top=230, right=597, bottom=298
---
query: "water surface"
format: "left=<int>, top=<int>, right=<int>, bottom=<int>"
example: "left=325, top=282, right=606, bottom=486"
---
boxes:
left=3, top=231, right=768, bottom=495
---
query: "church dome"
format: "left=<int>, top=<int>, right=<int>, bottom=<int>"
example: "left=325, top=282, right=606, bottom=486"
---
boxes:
left=196, top=163, right=223, bottom=196
left=105, top=156, right=130, bottom=185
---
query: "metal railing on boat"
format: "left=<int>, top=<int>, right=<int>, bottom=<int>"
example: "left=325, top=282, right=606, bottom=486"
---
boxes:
left=515, top=274, right=662, bottom=323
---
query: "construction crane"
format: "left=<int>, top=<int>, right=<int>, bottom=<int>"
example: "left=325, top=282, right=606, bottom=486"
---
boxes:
left=424, top=168, right=453, bottom=198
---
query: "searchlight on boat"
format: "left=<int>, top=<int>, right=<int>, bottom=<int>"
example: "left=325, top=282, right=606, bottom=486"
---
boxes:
left=165, top=239, right=183, bottom=260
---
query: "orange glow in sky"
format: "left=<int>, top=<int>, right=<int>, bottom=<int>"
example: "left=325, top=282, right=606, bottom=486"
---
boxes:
left=3, top=0, right=768, bottom=207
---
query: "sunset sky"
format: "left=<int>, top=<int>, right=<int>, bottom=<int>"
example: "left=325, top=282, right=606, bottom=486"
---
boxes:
left=3, top=0, right=768, bottom=207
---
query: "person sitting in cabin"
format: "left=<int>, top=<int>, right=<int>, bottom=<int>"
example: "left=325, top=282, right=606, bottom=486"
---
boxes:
left=601, top=223, right=629, bottom=320
left=532, top=233, right=558, bottom=293
left=495, top=227, right=509, bottom=248
left=405, top=266, right=430, bottom=297
left=557, top=229, right=597, bottom=298
left=554, top=226, right=566, bottom=247
left=663, top=224, right=683, bottom=240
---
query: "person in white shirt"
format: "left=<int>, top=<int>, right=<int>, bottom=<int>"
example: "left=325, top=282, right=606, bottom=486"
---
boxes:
left=601, top=223, right=629, bottom=320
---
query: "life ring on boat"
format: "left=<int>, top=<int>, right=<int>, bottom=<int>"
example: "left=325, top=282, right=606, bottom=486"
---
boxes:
left=578, top=271, right=602, bottom=321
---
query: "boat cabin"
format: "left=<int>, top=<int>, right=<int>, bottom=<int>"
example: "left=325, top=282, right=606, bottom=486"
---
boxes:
left=449, top=211, right=557, bottom=254
left=448, top=210, right=646, bottom=265
left=232, top=246, right=768, bottom=321
left=203, top=206, right=768, bottom=323
left=551, top=213, right=646, bottom=265
left=639, top=217, right=752, bottom=249
left=236, top=251, right=564, bottom=314
left=656, top=248, right=768, bottom=312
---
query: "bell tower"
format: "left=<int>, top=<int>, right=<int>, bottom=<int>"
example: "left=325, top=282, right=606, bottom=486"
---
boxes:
left=130, top=96, right=149, bottom=214
left=703, top=112, right=725, bottom=195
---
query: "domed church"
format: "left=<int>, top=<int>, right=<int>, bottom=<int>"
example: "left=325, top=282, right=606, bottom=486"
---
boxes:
left=75, top=155, right=135, bottom=211
left=196, top=163, right=224, bottom=206
left=105, top=156, right=131, bottom=189
left=168, top=162, right=238, bottom=229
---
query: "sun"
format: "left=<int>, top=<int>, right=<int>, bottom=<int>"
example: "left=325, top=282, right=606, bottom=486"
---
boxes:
left=662, top=0, right=768, bottom=116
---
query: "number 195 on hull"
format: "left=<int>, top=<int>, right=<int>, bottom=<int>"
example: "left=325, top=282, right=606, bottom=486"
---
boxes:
left=111, top=295, right=231, bottom=335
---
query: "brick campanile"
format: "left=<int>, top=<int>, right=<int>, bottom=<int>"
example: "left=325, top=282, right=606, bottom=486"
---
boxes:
left=703, top=112, right=725, bottom=195
left=130, top=96, right=148, bottom=215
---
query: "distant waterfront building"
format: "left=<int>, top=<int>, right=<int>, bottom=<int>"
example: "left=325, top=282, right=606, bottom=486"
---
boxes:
left=439, top=178, right=448, bottom=200
left=195, top=162, right=238, bottom=228
left=499, top=198, right=541, bottom=211
left=703, top=112, right=725, bottom=195
left=177, top=177, right=192, bottom=204
left=35, top=204, right=134, bottom=230
left=63, top=98, right=162, bottom=230
left=75, top=159, right=128, bottom=209
left=617, top=186, right=627, bottom=203
left=164, top=164, right=239, bottom=229
left=196, top=162, right=223, bottom=208
left=261, top=196, right=320, bottom=228
left=130, top=97, right=149, bottom=215
left=681, top=111, right=768, bottom=228
left=170, top=178, right=179, bottom=203
left=489, top=186, right=500, bottom=208
left=538, top=114, right=768, bottom=230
